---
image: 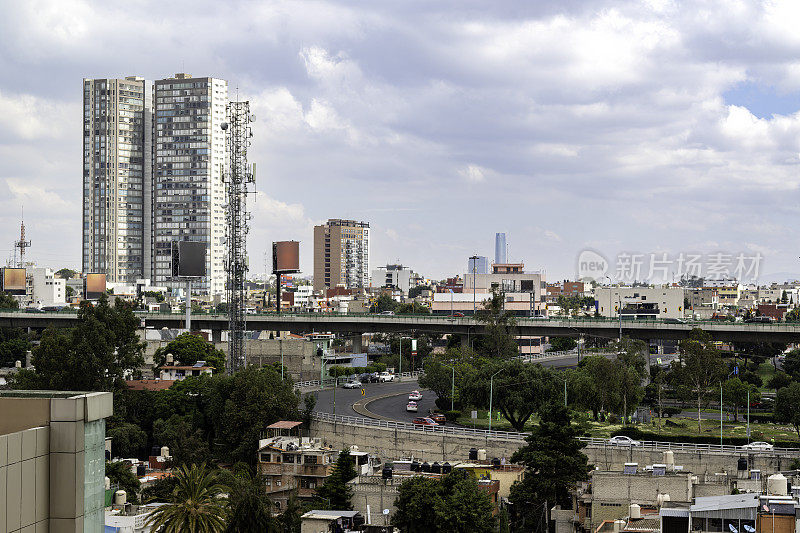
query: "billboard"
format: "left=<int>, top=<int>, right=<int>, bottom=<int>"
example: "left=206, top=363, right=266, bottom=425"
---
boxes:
left=1, top=268, right=26, bottom=295
left=272, top=241, right=300, bottom=273
left=84, top=273, right=107, bottom=300
left=173, top=241, right=207, bottom=278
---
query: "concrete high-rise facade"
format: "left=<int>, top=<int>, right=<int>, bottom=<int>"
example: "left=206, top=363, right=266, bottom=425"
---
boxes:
left=468, top=256, right=488, bottom=275
left=82, top=77, right=152, bottom=283
left=495, top=233, right=507, bottom=264
left=152, top=74, right=228, bottom=295
left=313, top=219, right=370, bottom=291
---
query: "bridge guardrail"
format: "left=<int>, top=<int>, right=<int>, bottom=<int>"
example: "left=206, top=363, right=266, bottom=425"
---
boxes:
left=311, top=411, right=528, bottom=441
left=578, top=437, right=799, bottom=455
left=296, top=371, right=423, bottom=390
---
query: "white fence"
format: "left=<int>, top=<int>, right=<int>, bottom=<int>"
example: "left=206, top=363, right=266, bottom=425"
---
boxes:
left=296, top=371, right=424, bottom=391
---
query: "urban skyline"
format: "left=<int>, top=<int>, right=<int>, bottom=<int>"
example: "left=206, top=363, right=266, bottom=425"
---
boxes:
left=4, top=2, right=800, bottom=282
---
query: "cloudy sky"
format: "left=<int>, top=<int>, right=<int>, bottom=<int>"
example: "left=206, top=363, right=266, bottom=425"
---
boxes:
left=2, top=0, right=800, bottom=283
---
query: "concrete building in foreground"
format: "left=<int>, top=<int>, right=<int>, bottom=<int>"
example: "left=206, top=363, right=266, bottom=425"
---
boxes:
left=0, top=390, right=113, bottom=533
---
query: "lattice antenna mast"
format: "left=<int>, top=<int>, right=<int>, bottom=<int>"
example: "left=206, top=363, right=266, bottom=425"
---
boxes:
left=14, top=207, right=31, bottom=268
left=223, top=100, right=255, bottom=373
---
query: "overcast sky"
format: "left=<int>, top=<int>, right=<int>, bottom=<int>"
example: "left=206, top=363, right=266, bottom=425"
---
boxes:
left=2, top=0, right=800, bottom=283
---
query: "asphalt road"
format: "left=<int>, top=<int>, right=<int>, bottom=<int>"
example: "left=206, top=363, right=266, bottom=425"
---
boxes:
left=309, top=378, right=435, bottom=421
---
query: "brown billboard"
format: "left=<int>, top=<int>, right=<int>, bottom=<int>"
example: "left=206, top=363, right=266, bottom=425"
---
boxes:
left=84, top=273, right=107, bottom=300
left=2, top=268, right=26, bottom=295
left=273, top=241, right=300, bottom=273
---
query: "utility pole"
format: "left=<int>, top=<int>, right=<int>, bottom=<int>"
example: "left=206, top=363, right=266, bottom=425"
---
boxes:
left=489, top=369, right=504, bottom=431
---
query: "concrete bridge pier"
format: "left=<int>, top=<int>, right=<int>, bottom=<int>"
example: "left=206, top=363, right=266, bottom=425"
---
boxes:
left=352, top=334, right=364, bottom=354
left=211, top=328, right=223, bottom=344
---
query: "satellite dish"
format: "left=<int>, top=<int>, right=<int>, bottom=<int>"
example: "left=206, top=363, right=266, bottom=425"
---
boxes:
left=383, top=509, right=390, bottom=515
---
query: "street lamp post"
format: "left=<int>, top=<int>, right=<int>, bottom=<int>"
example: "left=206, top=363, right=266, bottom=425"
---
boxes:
left=470, top=255, right=479, bottom=315
left=604, top=275, right=622, bottom=340
left=443, top=363, right=456, bottom=412
left=489, top=369, right=504, bottom=431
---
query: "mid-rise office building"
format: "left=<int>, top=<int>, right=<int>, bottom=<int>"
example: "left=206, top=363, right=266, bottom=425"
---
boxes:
left=82, top=77, right=152, bottom=283
left=313, top=219, right=370, bottom=291
left=468, top=256, right=488, bottom=275
left=152, top=73, right=228, bottom=295
left=372, top=264, right=413, bottom=293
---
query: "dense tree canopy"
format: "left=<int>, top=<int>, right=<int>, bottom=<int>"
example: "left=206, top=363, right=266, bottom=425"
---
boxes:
left=153, top=332, right=226, bottom=373
left=509, top=404, right=591, bottom=531
left=314, top=450, right=357, bottom=510
left=672, top=328, right=727, bottom=433
left=12, top=295, right=145, bottom=391
left=0, top=291, right=19, bottom=309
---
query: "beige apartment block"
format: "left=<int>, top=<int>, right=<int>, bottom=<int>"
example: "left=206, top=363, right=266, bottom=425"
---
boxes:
left=0, top=391, right=113, bottom=533
left=313, top=219, right=370, bottom=291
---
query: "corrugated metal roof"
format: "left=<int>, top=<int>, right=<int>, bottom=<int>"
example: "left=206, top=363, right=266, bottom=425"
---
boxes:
left=660, top=508, right=690, bottom=518
left=266, top=420, right=303, bottom=429
left=691, top=494, right=759, bottom=520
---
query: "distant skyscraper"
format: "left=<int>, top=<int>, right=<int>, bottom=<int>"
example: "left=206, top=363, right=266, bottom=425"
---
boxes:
left=495, top=233, right=507, bottom=264
left=82, top=76, right=152, bottom=283
left=468, top=256, right=488, bottom=275
left=313, top=219, right=370, bottom=291
left=152, top=74, right=228, bottom=295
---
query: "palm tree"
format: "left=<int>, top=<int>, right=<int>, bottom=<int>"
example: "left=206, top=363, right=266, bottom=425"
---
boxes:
left=145, top=463, right=228, bottom=533
left=218, top=463, right=274, bottom=532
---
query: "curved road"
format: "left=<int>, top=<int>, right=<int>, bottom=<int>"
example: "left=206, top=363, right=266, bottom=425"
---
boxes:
left=309, top=379, right=441, bottom=423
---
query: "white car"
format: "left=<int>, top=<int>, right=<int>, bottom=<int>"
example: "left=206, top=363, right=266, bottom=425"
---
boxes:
left=742, top=441, right=773, bottom=451
left=608, top=436, right=640, bottom=447
left=406, top=401, right=418, bottom=412
left=408, top=390, right=423, bottom=401
left=342, top=380, right=361, bottom=389
left=378, top=372, right=395, bottom=382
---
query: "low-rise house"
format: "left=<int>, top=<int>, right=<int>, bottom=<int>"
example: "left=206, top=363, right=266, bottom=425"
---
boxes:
left=158, top=362, right=213, bottom=381
left=300, top=510, right=364, bottom=533
left=256, top=421, right=339, bottom=511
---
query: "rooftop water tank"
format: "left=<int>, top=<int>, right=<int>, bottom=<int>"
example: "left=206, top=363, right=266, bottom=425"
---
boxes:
left=477, top=449, right=487, bottom=461
left=663, top=451, right=674, bottom=467
left=382, top=466, right=393, bottom=480
left=115, top=490, right=127, bottom=506
left=161, top=446, right=170, bottom=458
left=469, top=448, right=478, bottom=461
left=421, top=462, right=431, bottom=473
left=630, top=504, right=641, bottom=519
left=410, top=461, right=420, bottom=472
left=768, top=473, right=788, bottom=495
left=442, top=462, right=452, bottom=474
left=431, top=462, right=441, bottom=474
left=737, top=458, right=748, bottom=471
left=105, top=476, right=110, bottom=491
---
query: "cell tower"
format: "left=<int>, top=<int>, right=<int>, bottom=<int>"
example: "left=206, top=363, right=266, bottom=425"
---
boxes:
left=223, top=100, right=255, bottom=373
left=14, top=209, right=31, bottom=268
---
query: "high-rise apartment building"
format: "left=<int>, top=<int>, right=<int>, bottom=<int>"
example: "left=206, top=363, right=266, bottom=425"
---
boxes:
left=495, top=232, right=507, bottom=264
left=82, top=77, right=152, bottom=283
left=468, top=255, right=489, bottom=275
left=313, top=219, right=370, bottom=291
left=152, top=74, right=228, bottom=295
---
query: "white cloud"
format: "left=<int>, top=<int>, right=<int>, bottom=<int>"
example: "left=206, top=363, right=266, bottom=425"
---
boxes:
left=458, top=164, right=486, bottom=183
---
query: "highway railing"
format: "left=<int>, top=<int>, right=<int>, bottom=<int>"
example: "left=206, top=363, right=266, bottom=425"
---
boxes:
left=296, top=371, right=423, bottom=391
left=310, top=411, right=528, bottom=441
left=578, top=437, right=800, bottom=455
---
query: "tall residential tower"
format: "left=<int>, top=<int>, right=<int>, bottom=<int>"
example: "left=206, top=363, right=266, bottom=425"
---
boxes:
left=313, top=219, right=370, bottom=291
left=82, top=76, right=152, bottom=282
left=152, top=74, right=228, bottom=295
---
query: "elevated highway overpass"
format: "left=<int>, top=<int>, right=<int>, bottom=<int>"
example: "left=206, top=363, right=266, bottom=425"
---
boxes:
left=3, top=311, right=800, bottom=343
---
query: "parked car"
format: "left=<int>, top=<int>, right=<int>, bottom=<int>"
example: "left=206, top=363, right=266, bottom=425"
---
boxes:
left=742, top=441, right=773, bottom=451
left=608, top=435, right=640, bottom=447
left=427, top=411, right=447, bottom=424
left=378, top=372, right=395, bottom=382
left=449, top=312, right=464, bottom=318
left=342, top=379, right=362, bottom=389
left=745, top=316, right=774, bottom=323
left=359, top=373, right=378, bottom=383
left=663, top=318, right=686, bottom=324
left=412, top=417, right=438, bottom=426
left=406, top=401, right=418, bottom=412
left=408, top=390, right=423, bottom=401
left=380, top=311, right=395, bottom=316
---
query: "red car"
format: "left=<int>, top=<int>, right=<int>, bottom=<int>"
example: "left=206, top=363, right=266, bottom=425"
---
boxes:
left=412, top=417, right=439, bottom=426
left=449, top=312, right=464, bottom=317
left=427, top=412, right=447, bottom=424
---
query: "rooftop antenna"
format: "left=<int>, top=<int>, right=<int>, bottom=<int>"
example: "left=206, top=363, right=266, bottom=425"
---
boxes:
left=14, top=206, right=30, bottom=268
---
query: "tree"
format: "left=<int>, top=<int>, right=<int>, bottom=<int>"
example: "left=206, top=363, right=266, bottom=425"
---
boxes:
left=107, top=422, right=147, bottom=459
left=211, top=366, right=300, bottom=465
left=0, top=337, right=30, bottom=368
left=572, top=355, right=620, bottom=420
left=55, top=268, right=76, bottom=279
left=462, top=360, right=556, bottom=432
left=419, top=353, right=473, bottom=411
left=65, top=285, right=75, bottom=299
left=145, top=463, right=228, bottom=533
left=277, top=490, right=304, bottom=533
left=782, top=349, right=800, bottom=379
left=768, top=371, right=792, bottom=391
left=153, top=414, right=211, bottom=467
left=12, top=295, right=145, bottom=391
left=612, top=338, right=648, bottom=425
left=408, top=285, right=430, bottom=299
left=142, top=473, right=179, bottom=503
left=218, top=464, right=275, bottom=533
left=775, top=382, right=800, bottom=438
left=509, top=404, right=591, bottom=532
left=392, top=469, right=496, bottom=533
left=674, top=329, right=726, bottom=433
left=548, top=337, right=577, bottom=352
left=153, top=333, right=226, bottom=373
left=474, top=289, right=519, bottom=359
left=314, top=450, right=357, bottom=510
left=396, top=302, right=431, bottom=315
left=370, top=294, right=398, bottom=313
left=106, top=460, right=142, bottom=504
left=723, top=378, right=759, bottom=421
left=0, top=291, right=19, bottom=309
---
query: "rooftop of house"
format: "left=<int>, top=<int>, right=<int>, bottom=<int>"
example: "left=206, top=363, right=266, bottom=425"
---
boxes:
left=257, top=435, right=336, bottom=454
left=125, top=379, right=176, bottom=391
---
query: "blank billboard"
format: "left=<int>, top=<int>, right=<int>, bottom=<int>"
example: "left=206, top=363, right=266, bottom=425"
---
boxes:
left=85, top=273, right=107, bottom=300
left=273, top=241, right=300, bottom=273
left=2, top=268, right=26, bottom=295
left=175, top=241, right=207, bottom=278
